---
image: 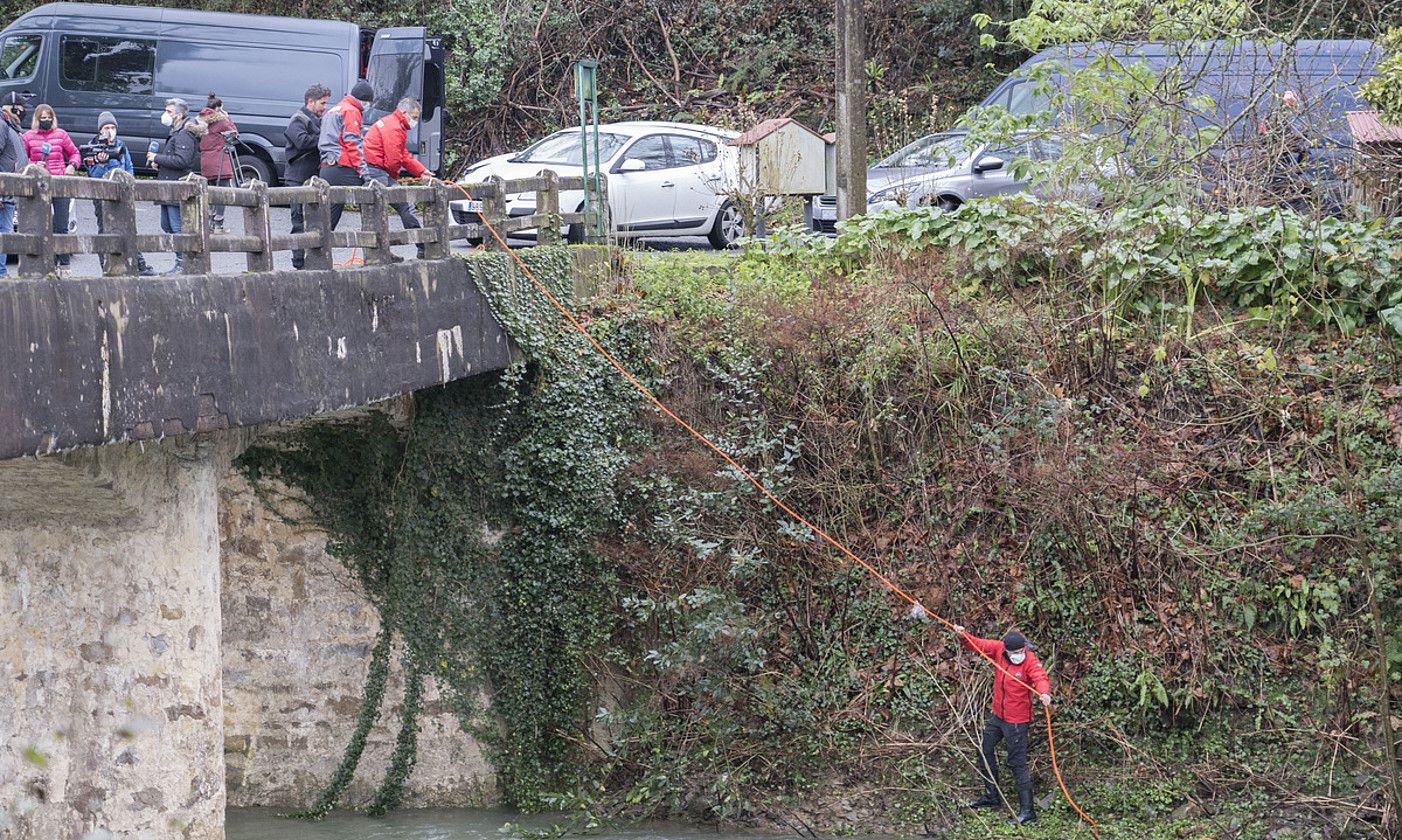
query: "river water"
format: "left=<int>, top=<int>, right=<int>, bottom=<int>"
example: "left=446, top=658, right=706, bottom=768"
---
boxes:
left=227, top=808, right=823, bottom=840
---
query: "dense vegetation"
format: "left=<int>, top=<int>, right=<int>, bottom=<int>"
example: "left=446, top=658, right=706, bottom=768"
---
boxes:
left=2, top=0, right=1394, bottom=170
left=242, top=197, right=1402, bottom=838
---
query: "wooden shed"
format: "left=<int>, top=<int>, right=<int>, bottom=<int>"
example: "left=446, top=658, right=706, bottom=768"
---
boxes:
left=1345, top=111, right=1402, bottom=217
left=728, top=118, right=829, bottom=196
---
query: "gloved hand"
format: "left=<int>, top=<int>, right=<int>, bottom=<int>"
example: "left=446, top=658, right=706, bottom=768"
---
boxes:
left=1040, top=693, right=1052, bottom=707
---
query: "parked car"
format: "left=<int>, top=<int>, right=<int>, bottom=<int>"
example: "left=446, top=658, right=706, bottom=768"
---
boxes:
left=811, top=131, right=1084, bottom=231
left=451, top=121, right=746, bottom=249
left=0, top=2, right=446, bottom=183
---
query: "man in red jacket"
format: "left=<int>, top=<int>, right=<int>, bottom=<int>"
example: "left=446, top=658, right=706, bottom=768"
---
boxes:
left=364, top=97, right=435, bottom=259
left=953, top=624, right=1051, bottom=824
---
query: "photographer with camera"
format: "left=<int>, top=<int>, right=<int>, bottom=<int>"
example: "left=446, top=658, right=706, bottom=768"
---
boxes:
left=198, top=92, right=239, bottom=232
left=84, top=112, right=153, bottom=275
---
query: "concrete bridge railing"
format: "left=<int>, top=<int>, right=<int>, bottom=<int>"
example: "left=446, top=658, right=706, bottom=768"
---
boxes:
left=0, top=165, right=608, bottom=278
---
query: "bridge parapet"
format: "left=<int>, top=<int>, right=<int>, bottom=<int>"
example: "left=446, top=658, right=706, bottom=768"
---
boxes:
left=0, top=166, right=607, bottom=278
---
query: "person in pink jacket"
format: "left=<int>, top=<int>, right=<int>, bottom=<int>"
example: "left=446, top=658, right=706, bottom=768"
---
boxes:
left=22, top=103, right=80, bottom=275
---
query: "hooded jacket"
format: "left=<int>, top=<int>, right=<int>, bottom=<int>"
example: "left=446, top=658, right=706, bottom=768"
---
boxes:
left=960, top=633, right=1051, bottom=725
left=364, top=109, right=427, bottom=181
left=22, top=125, right=80, bottom=176
left=198, top=108, right=238, bottom=181
left=318, top=95, right=367, bottom=175
left=153, top=118, right=208, bottom=206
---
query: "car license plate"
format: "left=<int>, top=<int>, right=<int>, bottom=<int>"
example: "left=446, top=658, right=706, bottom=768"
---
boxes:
left=459, top=199, right=484, bottom=213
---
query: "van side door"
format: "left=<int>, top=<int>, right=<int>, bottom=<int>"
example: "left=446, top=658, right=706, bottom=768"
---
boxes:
left=365, top=28, right=443, bottom=173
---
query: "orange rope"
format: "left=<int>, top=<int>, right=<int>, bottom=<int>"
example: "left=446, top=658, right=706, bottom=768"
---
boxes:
left=446, top=180, right=1100, bottom=835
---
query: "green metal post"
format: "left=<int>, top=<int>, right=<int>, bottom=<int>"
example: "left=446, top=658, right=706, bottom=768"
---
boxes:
left=574, top=59, right=603, bottom=239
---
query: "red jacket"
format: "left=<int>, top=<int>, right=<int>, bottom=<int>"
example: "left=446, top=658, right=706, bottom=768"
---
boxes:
left=961, top=634, right=1051, bottom=724
left=364, top=110, right=426, bottom=180
left=320, top=95, right=367, bottom=173
left=197, top=109, right=238, bottom=181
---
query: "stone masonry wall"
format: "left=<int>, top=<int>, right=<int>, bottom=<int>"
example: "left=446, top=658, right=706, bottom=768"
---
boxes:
left=219, top=468, right=494, bottom=808
left=0, top=437, right=232, bottom=840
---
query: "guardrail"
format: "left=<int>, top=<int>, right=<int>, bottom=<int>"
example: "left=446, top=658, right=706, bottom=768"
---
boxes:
left=0, top=165, right=607, bottom=278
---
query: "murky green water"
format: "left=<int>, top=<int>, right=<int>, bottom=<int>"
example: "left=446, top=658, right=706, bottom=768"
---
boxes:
left=227, top=808, right=826, bottom=840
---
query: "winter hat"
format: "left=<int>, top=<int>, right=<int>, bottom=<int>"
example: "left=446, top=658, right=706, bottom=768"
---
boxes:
left=97, top=111, right=117, bottom=130
left=350, top=79, right=375, bottom=103
left=1002, top=631, right=1027, bottom=652
left=3, top=92, right=25, bottom=108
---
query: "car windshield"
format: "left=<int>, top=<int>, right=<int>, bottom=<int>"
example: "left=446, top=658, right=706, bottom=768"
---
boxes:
left=876, top=134, right=969, bottom=168
left=514, top=131, right=628, bottom=165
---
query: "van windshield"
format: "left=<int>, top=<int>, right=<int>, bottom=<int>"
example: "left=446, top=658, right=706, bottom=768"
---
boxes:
left=0, top=34, right=41, bottom=81
left=513, top=131, right=627, bottom=165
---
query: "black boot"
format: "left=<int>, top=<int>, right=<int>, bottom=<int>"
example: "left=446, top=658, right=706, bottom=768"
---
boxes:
left=970, top=782, right=1001, bottom=809
left=1009, top=785, right=1036, bottom=824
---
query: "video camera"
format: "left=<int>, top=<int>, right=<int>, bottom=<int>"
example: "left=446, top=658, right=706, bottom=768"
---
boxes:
left=80, top=140, right=122, bottom=170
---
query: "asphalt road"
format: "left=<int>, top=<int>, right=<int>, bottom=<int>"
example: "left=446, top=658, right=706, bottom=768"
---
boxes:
left=36, top=198, right=713, bottom=277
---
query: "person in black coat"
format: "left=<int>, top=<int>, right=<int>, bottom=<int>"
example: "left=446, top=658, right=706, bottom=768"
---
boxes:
left=285, top=83, right=330, bottom=269
left=146, top=97, right=207, bottom=275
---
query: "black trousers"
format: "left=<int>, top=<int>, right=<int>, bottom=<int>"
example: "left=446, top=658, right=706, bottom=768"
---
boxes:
left=977, top=714, right=1031, bottom=797
left=318, top=164, right=363, bottom=231
left=286, top=175, right=310, bottom=268
left=52, top=197, right=71, bottom=266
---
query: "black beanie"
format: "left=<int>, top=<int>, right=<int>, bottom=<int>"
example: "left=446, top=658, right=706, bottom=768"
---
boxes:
left=350, top=79, right=375, bottom=102
left=1002, top=631, right=1027, bottom=652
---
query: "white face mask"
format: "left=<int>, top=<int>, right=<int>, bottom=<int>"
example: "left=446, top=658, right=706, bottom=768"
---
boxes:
left=407, top=117, right=419, bottom=130
left=160, top=111, right=175, bottom=127
left=1007, top=650, right=1026, bottom=665
left=101, top=127, right=116, bottom=140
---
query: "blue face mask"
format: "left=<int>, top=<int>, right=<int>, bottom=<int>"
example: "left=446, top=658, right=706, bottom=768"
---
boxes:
left=1007, top=649, right=1026, bottom=665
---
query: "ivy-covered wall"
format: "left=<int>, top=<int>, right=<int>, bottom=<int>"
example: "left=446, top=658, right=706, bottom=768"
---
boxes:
left=219, top=436, right=495, bottom=809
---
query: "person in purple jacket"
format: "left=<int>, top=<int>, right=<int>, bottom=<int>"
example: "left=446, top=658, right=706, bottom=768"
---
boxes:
left=22, top=103, right=80, bottom=276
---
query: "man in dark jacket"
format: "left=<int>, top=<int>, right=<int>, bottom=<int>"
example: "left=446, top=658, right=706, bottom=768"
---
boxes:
left=318, top=79, right=374, bottom=233
left=951, top=624, right=1052, bottom=824
left=285, top=83, right=329, bottom=269
left=364, top=96, right=436, bottom=259
left=0, top=92, right=27, bottom=276
left=147, top=97, right=206, bottom=275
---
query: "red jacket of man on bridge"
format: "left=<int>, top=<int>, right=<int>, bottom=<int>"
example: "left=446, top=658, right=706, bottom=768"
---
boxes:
left=364, top=108, right=427, bottom=181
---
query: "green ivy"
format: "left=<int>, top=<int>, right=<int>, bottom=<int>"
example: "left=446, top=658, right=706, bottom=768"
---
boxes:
left=238, top=248, right=644, bottom=813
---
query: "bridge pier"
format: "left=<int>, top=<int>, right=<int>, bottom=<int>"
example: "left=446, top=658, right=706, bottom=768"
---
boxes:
left=0, top=434, right=241, bottom=839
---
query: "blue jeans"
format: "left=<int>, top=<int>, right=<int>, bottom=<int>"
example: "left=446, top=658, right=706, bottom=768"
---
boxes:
left=160, top=204, right=183, bottom=271
left=0, top=199, right=14, bottom=276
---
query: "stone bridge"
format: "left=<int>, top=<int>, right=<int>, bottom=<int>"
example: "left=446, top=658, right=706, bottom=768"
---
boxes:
left=0, top=171, right=608, bottom=838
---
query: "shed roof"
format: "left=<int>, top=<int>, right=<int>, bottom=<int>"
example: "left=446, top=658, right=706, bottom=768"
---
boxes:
left=1346, top=111, right=1402, bottom=145
left=728, top=118, right=829, bottom=146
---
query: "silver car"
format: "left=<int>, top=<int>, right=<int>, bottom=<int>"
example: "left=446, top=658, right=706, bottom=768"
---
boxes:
left=811, top=131, right=1067, bottom=233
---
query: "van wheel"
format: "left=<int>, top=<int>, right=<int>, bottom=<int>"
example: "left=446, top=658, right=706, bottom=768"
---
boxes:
left=237, top=155, right=273, bottom=186
left=934, top=195, right=962, bottom=213
left=237, top=152, right=274, bottom=186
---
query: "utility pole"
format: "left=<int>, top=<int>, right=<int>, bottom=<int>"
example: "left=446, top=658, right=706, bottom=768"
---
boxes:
left=834, top=0, right=867, bottom=220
